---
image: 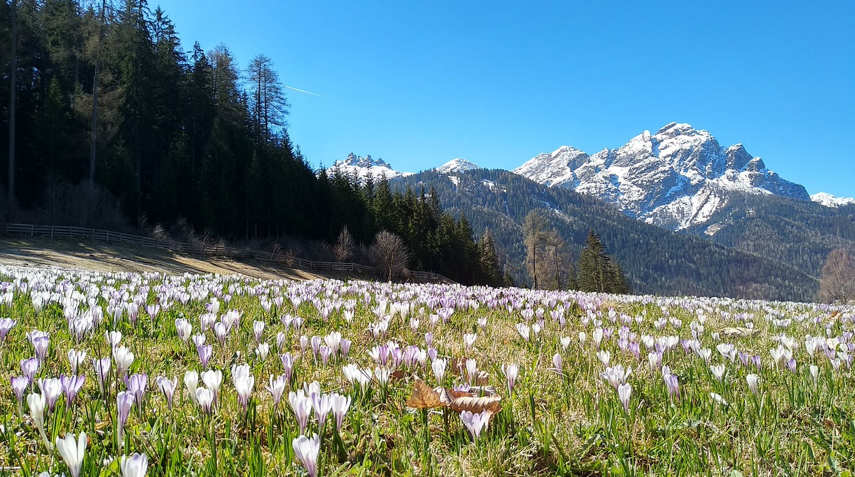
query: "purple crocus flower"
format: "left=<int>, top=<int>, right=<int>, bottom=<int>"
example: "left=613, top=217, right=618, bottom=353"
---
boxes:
left=157, top=376, right=177, bottom=409
left=116, top=391, right=135, bottom=447
left=0, top=317, right=15, bottom=342
left=340, top=338, right=352, bottom=357
left=38, top=378, right=63, bottom=412
left=197, top=344, right=213, bottom=368
left=125, top=373, right=148, bottom=404
left=460, top=410, right=491, bottom=441
left=663, top=373, right=679, bottom=398
left=280, top=352, right=295, bottom=384
left=11, top=376, right=28, bottom=413
left=93, top=358, right=111, bottom=395
left=21, top=357, right=39, bottom=384
left=61, top=374, right=86, bottom=407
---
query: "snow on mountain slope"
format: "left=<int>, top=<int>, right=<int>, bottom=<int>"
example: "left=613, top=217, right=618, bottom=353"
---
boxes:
left=513, top=123, right=810, bottom=230
left=436, top=158, right=480, bottom=174
left=327, top=153, right=412, bottom=181
left=811, top=192, right=855, bottom=208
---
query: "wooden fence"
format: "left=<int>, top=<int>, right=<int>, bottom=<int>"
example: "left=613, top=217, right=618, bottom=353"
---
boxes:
left=1, top=223, right=451, bottom=282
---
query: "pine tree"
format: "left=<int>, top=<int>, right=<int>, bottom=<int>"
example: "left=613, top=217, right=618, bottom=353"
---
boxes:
left=478, top=229, right=502, bottom=287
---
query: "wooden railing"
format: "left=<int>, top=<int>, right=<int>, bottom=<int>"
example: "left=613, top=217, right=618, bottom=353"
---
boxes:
left=1, top=223, right=452, bottom=282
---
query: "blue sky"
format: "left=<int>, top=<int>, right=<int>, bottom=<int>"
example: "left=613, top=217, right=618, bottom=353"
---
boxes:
left=157, top=1, right=855, bottom=197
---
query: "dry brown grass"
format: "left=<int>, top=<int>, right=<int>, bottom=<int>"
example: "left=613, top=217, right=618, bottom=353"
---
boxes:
left=0, top=236, right=322, bottom=281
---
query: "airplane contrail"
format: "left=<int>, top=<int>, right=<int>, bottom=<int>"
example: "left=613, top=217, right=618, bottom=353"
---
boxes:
left=283, top=85, right=327, bottom=98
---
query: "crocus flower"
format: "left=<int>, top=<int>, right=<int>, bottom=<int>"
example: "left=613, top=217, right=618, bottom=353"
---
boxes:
left=201, top=369, right=223, bottom=403
left=280, top=353, right=295, bottom=383
left=289, top=390, right=313, bottom=433
left=55, top=431, right=86, bottom=477
left=710, top=392, right=728, bottom=406
left=663, top=373, right=679, bottom=398
left=340, top=338, right=352, bottom=357
left=617, top=383, right=632, bottom=412
left=113, top=346, right=134, bottom=376
left=126, top=373, right=148, bottom=404
left=710, top=364, right=726, bottom=381
left=292, top=434, right=320, bottom=477
left=810, top=364, right=820, bottom=384
left=432, top=358, right=446, bottom=384
left=156, top=376, right=177, bottom=408
left=466, top=359, right=478, bottom=385
left=11, top=376, right=28, bottom=413
left=463, top=333, right=477, bottom=350
left=106, top=331, right=122, bottom=348
left=746, top=374, right=760, bottom=394
left=67, top=349, right=87, bottom=375
left=312, top=393, right=332, bottom=429
left=197, top=344, right=213, bottom=368
left=21, top=357, right=39, bottom=384
left=28, top=392, right=52, bottom=450
left=234, top=373, right=255, bottom=411
left=552, top=353, right=563, bottom=373
left=184, top=371, right=199, bottom=404
left=516, top=323, right=530, bottom=341
left=38, top=378, right=63, bottom=412
left=460, top=410, right=490, bottom=441
left=596, top=350, right=611, bottom=366
left=94, top=358, right=111, bottom=395
left=120, top=453, right=149, bottom=477
left=175, top=318, right=191, bottom=342
left=253, top=321, right=265, bottom=342
left=116, top=391, right=135, bottom=447
left=266, top=374, right=288, bottom=406
left=256, top=343, right=270, bottom=362
left=196, top=388, right=215, bottom=414
left=0, top=317, right=15, bottom=342
left=502, top=363, right=519, bottom=395
left=32, top=335, right=50, bottom=363
left=375, top=367, right=391, bottom=386
left=61, top=375, right=85, bottom=407
left=330, top=393, right=351, bottom=430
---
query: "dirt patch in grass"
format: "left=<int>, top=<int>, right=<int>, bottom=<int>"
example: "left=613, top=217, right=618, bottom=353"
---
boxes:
left=0, top=236, right=325, bottom=281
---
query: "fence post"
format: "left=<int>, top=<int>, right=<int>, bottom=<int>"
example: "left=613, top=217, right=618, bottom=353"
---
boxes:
left=51, top=226, right=54, bottom=239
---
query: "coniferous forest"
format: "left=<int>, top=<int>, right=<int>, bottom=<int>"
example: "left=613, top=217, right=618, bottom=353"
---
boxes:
left=0, top=1, right=508, bottom=286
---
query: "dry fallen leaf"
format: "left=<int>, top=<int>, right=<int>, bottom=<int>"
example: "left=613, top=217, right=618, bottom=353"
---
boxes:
left=406, top=380, right=443, bottom=409
left=448, top=394, right=502, bottom=416
left=720, top=327, right=759, bottom=337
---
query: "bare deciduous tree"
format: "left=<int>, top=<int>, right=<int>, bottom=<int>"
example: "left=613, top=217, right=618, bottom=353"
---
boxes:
left=818, top=248, right=855, bottom=304
left=334, top=226, right=355, bottom=262
left=370, top=230, right=408, bottom=281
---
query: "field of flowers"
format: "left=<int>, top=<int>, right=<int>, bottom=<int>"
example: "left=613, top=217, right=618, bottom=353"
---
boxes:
left=1, top=264, right=854, bottom=476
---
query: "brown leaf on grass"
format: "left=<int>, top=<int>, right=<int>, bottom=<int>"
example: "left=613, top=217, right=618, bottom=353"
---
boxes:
left=439, top=387, right=471, bottom=406
left=406, top=380, right=443, bottom=409
left=390, top=370, right=406, bottom=382
left=448, top=394, right=502, bottom=416
left=720, top=327, right=759, bottom=337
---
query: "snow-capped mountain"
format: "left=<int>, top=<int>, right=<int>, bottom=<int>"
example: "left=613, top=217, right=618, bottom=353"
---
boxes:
left=327, top=153, right=412, bottom=181
left=514, top=123, right=810, bottom=230
left=435, top=158, right=480, bottom=174
left=810, top=192, right=855, bottom=208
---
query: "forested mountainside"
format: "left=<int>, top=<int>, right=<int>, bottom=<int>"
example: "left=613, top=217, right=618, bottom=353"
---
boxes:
left=395, top=169, right=818, bottom=301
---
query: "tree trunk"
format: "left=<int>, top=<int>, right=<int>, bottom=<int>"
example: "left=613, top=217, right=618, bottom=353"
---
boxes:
left=8, top=0, right=17, bottom=204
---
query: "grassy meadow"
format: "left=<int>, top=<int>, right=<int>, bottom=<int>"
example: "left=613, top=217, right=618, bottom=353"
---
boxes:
left=0, top=265, right=853, bottom=476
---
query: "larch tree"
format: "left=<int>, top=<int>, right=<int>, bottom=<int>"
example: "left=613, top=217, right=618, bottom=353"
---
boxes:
left=523, top=211, right=549, bottom=289
left=818, top=248, right=855, bottom=304
left=247, top=54, right=288, bottom=141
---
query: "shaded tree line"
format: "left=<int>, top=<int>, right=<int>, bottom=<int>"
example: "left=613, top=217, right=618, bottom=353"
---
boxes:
left=0, top=1, right=318, bottom=238
left=0, top=1, right=502, bottom=286
left=324, top=173, right=502, bottom=286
